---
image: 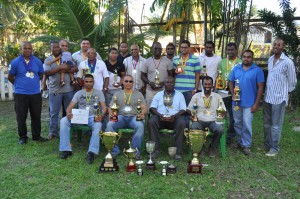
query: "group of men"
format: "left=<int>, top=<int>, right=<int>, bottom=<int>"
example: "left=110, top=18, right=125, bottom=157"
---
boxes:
left=8, top=37, right=297, bottom=165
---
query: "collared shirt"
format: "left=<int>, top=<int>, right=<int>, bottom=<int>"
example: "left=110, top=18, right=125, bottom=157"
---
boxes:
left=229, top=63, right=265, bottom=107
left=123, top=55, right=145, bottom=90
left=72, top=50, right=102, bottom=66
left=218, top=57, right=242, bottom=80
left=173, top=53, right=201, bottom=92
left=264, top=53, right=297, bottom=105
left=150, top=90, right=186, bottom=115
left=77, top=59, right=109, bottom=91
left=188, top=92, right=226, bottom=122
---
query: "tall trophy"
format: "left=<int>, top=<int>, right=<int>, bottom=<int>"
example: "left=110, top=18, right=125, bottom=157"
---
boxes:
left=110, top=96, right=119, bottom=122
left=136, top=99, right=143, bottom=121
left=224, top=73, right=229, bottom=91
left=215, top=70, right=224, bottom=90
left=216, top=99, right=225, bottom=124
left=82, top=68, right=89, bottom=77
left=202, top=64, right=207, bottom=77
left=93, top=96, right=101, bottom=121
left=167, top=147, right=177, bottom=174
left=123, top=141, right=138, bottom=172
left=99, top=131, right=122, bottom=172
left=154, top=69, right=162, bottom=88
left=112, top=69, right=120, bottom=87
left=234, top=79, right=241, bottom=110
left=176, top=62, right=184, bottom=74
left=184, top=128, right=209, bottom=174
left=146, top=141, right=156, bottom=170
left=192, top=99, right=198, bottom=122
left=163, top=95, right=173, bottom=121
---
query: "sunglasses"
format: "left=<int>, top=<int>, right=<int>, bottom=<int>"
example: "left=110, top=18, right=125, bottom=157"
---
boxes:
left=124, top=80, right=133, bottom=83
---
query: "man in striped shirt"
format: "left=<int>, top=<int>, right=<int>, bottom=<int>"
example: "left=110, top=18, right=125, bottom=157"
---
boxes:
left=263, top=38, right=297, bottom=157
left=173, top=40, right=201, bottom=106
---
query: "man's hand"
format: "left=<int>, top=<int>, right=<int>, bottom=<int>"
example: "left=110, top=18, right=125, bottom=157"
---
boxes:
left=138, top=113, right=145, bottom=120
left=94, top=115, right=104, bottom=122
left=59, top=63, right=69, bottom=72
left=67, top=112, right=73, bottom=120
left=251, top=103, right=259, bottom=113
left=149, top=82, right=156, bottom=90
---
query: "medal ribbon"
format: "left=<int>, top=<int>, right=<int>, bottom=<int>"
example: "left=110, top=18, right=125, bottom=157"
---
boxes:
left=87, top=59, right=97, bottom=73
left=52, top=55, right=61, bottom=66
left=203, top=96, right=212, bottom=109
left=152, top=57, right=162, bottom=70
left=179, top=54, right=189, bottom=69
left=132, top=56, right=139, bottom=70
left=20, top=55, right=33, bottom=72
left=123, top=90, right=133, bottom=105
left=85, top=89, right=94, bottom=104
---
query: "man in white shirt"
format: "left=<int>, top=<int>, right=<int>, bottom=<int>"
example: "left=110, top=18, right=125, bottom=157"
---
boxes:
left=263, top=38, right=297, bottom=157
left=198, top=41, right=222, bottom=90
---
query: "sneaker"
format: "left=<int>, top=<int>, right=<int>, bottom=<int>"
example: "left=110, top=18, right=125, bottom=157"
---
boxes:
left=86, top=152, right=95, bottom=164
left=265, top=149, right=278, bottom=157
left=242, top=147, right=251, bottom=155
left=174, top=154, right=182, bottom=160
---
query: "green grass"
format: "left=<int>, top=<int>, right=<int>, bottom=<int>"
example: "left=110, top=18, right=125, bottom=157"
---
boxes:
left=0, top=99, right=300, bottom=198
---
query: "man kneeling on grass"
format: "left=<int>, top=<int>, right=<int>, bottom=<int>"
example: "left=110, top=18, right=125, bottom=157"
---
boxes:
left=59, top=74, right=107, bottom=164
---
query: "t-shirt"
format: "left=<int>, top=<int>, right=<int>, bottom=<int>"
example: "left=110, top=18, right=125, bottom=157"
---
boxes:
left=44, top=55, right=74, bottom=94
left=110, top=90, right=145, bottom=116
left=150, top=90, right=186, bottom=115
left=72, top=50, right=102, bottom=66
left=229, top=63, right=265, bottom=107
left=218, top=57, right=242, bottom=81
left=9, top=55, right=44, bottom=94
left=173, top=54, right=201, bottom=92
left=123, top=56, right=146, bottom=90
left=140, top=56, right=173, bottom=91
left=104, top=60, right=126, bottom=90
left=117, top=53, right=131, bottom=63
left=72, top=89, right=105, bottom=116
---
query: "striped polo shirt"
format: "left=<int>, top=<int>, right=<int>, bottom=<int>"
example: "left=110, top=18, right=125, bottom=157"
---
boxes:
left=173, top=54, right=201, bottom=92
left=264, top=53, right=297, bottom=105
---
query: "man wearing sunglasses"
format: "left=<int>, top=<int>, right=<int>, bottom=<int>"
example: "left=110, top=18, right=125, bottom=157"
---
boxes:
left=165, top=43, right=176, bottom=61
left=106, top=75, right=147, bottom=159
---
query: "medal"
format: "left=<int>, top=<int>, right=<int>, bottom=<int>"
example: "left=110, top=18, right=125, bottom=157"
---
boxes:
left=203, top=110, right=207, bottom=114
left=132, top=69, right=137, bottom=74
left=26, top=72, right=30, bottom=77
left=155, top=69, right=159, bottom=74
left=123, top=106, right=132, bottom=112
left=30, top=72, right=34, bottom=78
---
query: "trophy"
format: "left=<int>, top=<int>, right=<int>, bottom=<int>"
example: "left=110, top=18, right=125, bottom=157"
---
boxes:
left=216, top=99, right=225, bottom=124
left=82, top=68, right=89, bottom=77
left=110, top=96, right=119, bottom=122
left=192, top=99, right=198, bottom=122
left=136, top=99, right=143, bottom=121
left=159, top=161, right=168, bottom=176
left=146, top=141, right=156, bottom=170
left=163, top=95, right=173, bottom=121
left=184, top=128, right=209, bottom=174
left=167, top=147, right=177, bottom=174
left=123, top=141, right=138, bottom=172
left=215, top=70, right=224, bottom=90
left=99, top=131, right=122, bottom=172
left=202, top=64, right=207, bottom=77
left=233, top=79, right=241, bottom=110
left=175, top=62, right=184, bottom=74
left=136, top=160, right=144, bottom=176
left=93, top=96, right=101, bottom=122
left=112, top=69, right=120, bottom=87
left=154, top=70, right=162, bottom=88
left=224, top=73, right=229, bottom=91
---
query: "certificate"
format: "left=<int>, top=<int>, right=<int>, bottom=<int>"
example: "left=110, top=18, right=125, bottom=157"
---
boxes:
left=71, top=109, right=89, bottom=124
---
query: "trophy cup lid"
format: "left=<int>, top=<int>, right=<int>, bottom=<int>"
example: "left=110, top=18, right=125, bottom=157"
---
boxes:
left=136, top=160, right=144, bottom=165
left=124, top=141, right=137, bottom=153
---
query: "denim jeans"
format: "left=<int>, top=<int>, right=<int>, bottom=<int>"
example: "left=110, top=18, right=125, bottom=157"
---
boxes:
left=233, top=106, right=253, bottom=147
left=49, top=91, right=74, bottom=137
left=263, top=101, right=286, bottom=152
left=105, top=115, right=144, bottom=155
left=59, top=116, right=102, bottom=154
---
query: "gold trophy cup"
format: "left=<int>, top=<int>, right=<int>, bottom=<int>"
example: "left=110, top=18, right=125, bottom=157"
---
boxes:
left=184, top=128, right=209, bottom=174
left=192, top=99, right=198, bottom=122
left=123, top=141, right=138, bottom=172
left=216, top=99, right=225, bottom=124
left=99, top=131, right=122, bottom=172
left=234, top=79, right=241, bottom=110
left=154, top=69, right=162, bottom=88
left=136, top=99, right=143, bottom=121
left=110, top=96, right=119, bottom=122
left=93, top=96, right=101, bottom=122
left=215, top=70, right=224, bottom=90
left=175, top=63, right=184, bottom=74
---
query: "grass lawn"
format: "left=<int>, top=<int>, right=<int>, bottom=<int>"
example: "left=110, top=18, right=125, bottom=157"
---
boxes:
left=0, top=99, right=300, bottom=198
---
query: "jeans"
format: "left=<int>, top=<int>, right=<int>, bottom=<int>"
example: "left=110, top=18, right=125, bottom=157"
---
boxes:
left=14, top=93, right=42, bottom=140
left=105, top=115, right=144, bottom=155
left=182, top=91, right=192, bottom=106
left=49, top=91, right=74, bottom=137
left=263, top=101, right=286, bottom=152
left=191, top=121, right=223, bottom=148
left=223, top=97, right=235, bottom=139
left=233, top=106, right=253, bottom=147
left=59, top=116, right=102, bottom=154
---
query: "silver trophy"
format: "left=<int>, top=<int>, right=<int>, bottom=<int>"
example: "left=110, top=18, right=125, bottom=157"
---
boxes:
left=167, top=147, right=177, bottom=174
left=163, top=95, right=173, bottom=119
left=159, top=161, right=168, bottom=176
left=136, top=160, right=144, bottom=176
left=146, top=141, right=156, bottom=170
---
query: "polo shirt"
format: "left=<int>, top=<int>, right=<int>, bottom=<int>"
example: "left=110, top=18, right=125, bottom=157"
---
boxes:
left=229, top=63, right=264, bottom=107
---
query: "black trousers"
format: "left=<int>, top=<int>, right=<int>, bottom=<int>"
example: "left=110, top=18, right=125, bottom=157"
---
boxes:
left=14, top=93, right=42, bottom=140
left=148, top=115, right=185, bottom=154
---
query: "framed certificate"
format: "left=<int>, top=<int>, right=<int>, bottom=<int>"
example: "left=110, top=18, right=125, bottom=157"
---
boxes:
left=71, top=109, right=89, bottom=124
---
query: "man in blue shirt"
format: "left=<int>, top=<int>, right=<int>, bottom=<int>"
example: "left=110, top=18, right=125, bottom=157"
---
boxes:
left=8, top=41, right=48, bottom=144
left=148, top=76, right=186, bottom=160
left=229, top=50, right=264, bottom=155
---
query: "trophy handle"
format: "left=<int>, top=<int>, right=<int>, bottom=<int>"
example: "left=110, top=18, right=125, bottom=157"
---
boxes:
left=99, top=131, right=104, bottom=142
left=116, top=132, right=122, bottom=143
left=123, top=148, right=128, bottom=158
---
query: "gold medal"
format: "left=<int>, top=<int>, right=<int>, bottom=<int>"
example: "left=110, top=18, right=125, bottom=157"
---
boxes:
left=30, top=72, right=34, bottom=78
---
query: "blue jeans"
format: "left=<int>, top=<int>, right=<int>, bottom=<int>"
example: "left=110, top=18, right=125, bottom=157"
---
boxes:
left=263, top=101, right=286, bottom=152
left=59, top=116, right=102, bottom=154
left=105, top=115, right=144, bottom=155
left=233, top=106, right=253, bottom=147
left=49, top=91, right=74, bottom=136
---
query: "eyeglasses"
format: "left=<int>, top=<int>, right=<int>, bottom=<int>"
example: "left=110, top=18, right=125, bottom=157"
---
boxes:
left=167, top=48, right=174, bottom=50
left=124, top=80, right=133, bottom=83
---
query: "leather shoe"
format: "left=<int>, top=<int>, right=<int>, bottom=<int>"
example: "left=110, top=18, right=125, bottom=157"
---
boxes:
left=33, top=137, right=48, bottom=142
left=60, top=151, right=73, bottom=159
left=19, top=138, right=28, bottom=145
left=86, top=152, right=95, bottom=164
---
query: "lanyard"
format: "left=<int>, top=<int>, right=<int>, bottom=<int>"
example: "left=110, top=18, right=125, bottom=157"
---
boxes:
left=202, top=94, right=212, bottom=109
left=152, top=57, right=162, bottom=70
left=85, top=89, right=94, bottom=104
left=132, top=56, right=139, bottom=70
left=21, top=55, right=32, bottom=72
left=52, top=55, right=61, bottom=66
left=123, top=90, right=133, bottom=105
left=179, top=54, right=189, bottom=68
left=88, top=59, right=97, bottom=73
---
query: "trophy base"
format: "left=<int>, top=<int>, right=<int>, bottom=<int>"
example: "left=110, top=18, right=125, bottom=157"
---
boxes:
left=167, top=166, right=176, bottom=174
left=99, top=159, right=119, bottom=173
left=126, top=164, right=137, bottom=172
left=187, top=161, right=202, bottom=174
left=146, top=163, right=156, bottom=170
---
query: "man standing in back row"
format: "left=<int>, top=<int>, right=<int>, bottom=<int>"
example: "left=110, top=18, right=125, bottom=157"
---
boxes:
left=263, top=38, right=297, bottom=157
